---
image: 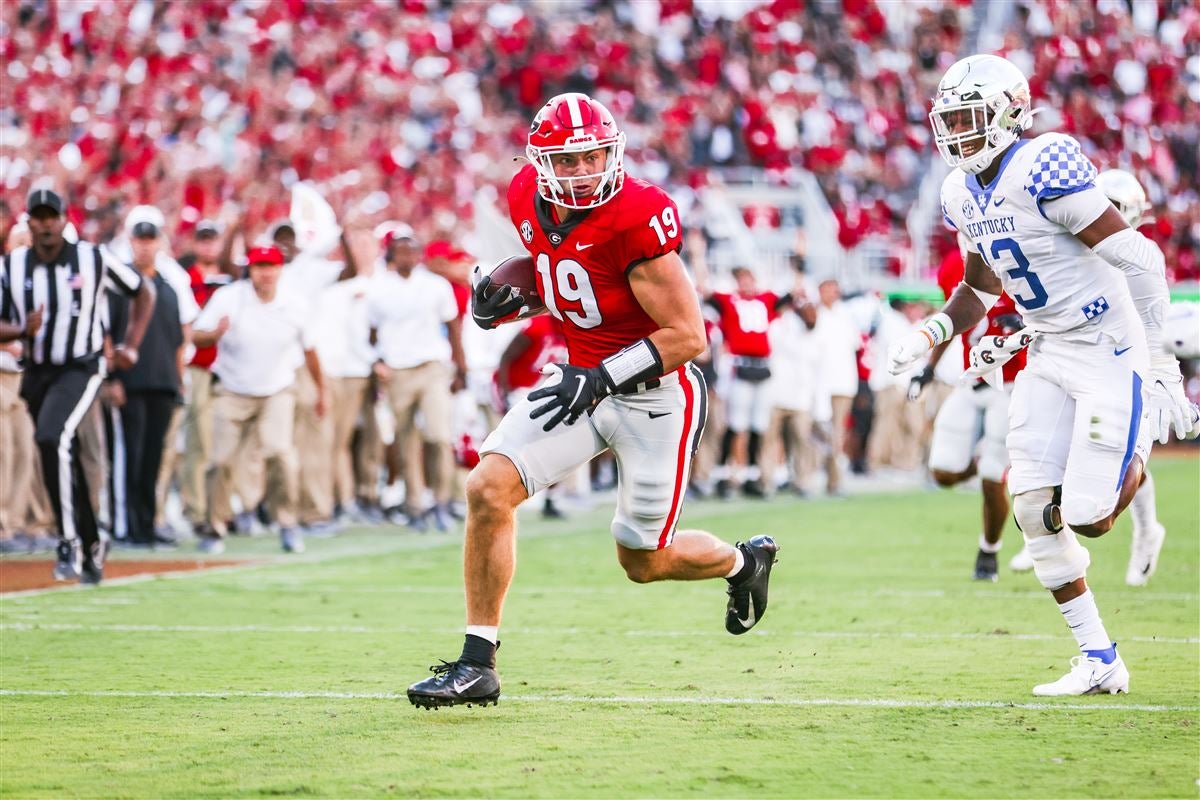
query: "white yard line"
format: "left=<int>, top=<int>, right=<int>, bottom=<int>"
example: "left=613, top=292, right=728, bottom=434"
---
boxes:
left=0, top=687, right=1192, bottom=713
left=3, top=621, right=1195, bottom=645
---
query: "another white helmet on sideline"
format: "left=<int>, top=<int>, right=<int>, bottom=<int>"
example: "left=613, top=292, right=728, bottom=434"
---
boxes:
left=1097, top=169, right=1152, bottom=229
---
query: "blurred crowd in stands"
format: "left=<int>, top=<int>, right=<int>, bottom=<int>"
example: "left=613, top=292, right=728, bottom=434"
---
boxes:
left=3, top=0, right=1195, bottom=279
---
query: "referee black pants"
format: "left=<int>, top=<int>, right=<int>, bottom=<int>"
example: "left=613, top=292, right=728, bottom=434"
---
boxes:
left=19, top=362, right=104, bottom=547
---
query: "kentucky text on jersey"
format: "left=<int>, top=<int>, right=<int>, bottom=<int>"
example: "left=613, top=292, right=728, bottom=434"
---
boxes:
left=963, top=216, right=1017, bottom=239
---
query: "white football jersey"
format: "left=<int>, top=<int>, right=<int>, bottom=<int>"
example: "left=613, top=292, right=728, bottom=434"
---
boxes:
left=941, top=133, right=1133, bottom=335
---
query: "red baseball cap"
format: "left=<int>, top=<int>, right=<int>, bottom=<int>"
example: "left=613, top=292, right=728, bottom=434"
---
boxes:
left=424, top=240, right=470, bottom=261
left=246, top=245, right=284, bottom=266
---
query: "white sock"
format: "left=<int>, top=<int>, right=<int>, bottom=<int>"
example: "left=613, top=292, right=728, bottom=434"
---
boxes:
left=465, top=625, right=499, bottom=645
left=1129, top=470, right=1158, bottom=536
left=724, top=547, right=745, bottom=578
left=1058, top=589, right=1113, bottom=657
left=978, top=534, right=1002, bottom=554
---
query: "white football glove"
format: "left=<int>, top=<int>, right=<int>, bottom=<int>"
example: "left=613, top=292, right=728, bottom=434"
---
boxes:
left=1146, top=354, right=1200, bottom=444
left=963, top=329, right=1040, bottom=387
left=887, top=331, right=930, bottom=375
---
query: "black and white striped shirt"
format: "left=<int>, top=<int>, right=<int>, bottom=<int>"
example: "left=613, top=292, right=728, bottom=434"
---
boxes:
left=1, top=241, right=143, bottom=367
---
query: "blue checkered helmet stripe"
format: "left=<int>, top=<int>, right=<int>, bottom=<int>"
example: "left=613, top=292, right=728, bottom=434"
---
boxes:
left=1024, top=136, right=1098, bottom=202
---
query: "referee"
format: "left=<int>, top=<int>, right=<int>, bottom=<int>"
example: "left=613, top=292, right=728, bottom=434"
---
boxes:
left=0, top=189, right=156, bottom=584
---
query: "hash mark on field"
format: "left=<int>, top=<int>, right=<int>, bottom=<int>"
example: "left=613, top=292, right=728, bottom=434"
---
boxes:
left=0, top=688, right=1193, bottom=713
left=3, top=622, right=1196, bottom=645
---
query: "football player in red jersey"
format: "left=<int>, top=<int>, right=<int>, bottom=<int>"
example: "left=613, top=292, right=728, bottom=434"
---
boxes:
left=408, top=93, right=780, bottom=709
left=698, top=266, right=797, bottom=498
left=910, top=238, right=1028, bottom=581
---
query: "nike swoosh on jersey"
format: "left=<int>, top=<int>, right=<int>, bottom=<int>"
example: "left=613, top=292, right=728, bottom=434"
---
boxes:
left=994, top=197, right=1006, bottom=207
left=575, top=242, right=594, bottom=250
left=1114, top=346, right=1132, bottom=356
left=648, top=410, right=670, bottom=419
left=452, top=675, right=483, bottom=693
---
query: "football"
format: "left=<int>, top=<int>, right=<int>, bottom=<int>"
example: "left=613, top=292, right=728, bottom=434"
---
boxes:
left=484, top=254, right=545, bottom=318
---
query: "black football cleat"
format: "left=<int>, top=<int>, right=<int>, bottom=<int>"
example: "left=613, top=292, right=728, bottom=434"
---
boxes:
left=407, top=659, right=501, bottom=709
left=725, top=535, right=779, bottom=635
left=80, top=539, right=109, bottom=585
left=973, top=549, right=999, bottom=582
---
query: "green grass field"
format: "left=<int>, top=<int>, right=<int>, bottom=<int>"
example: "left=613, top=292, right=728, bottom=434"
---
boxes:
left=2, top=456, right=1197, bottom=798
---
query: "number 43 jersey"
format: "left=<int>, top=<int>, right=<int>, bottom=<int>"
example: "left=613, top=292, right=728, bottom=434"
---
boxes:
left=940, top=132, right=1135, bottom=335
left=507, top=163, right=684, bottom=368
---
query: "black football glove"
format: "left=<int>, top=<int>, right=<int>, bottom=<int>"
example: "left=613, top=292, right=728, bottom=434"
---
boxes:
left=906, top=365, right=935, bottom=402
left=527, top=364, right=612, bottom=432
left=471, top=268, right=524, bottom=330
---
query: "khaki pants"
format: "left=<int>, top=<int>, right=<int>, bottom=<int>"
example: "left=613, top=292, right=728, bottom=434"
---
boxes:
left=386, top=361, right=453, bottom=510
left=867, top=385, right=925, bottom=471
left=294, top=368, right=333, bottom=524
left=690, top=389, right=723, bottom=486
left=180, top=367, right=231, bottom=526
left=825, top=394, right=853, bottom=494
left=765, top=407, right=813, bottom=492
left=329, top=376, right=370, bottom=508
left=0, top=372, right=36, bottom=535
left=209, top=388, right=299, bottom=532
left=355, top=387, right=384, bottom=505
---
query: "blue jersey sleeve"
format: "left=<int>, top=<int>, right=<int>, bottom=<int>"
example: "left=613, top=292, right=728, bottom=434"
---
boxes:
left=1023, top=135, right=1098, bottom=203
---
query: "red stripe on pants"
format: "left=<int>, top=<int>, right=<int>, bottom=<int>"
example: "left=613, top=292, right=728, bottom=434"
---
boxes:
left=658, top=369, right=695, bottom=549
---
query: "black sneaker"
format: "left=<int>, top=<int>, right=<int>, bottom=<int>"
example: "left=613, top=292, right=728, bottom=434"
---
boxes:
left=407, top=659, right=501, bottom=709
left=725, top=535, right=779, bottom=635
left=715, top=479, right=732, bottom=500
left=52, top=539, right=82, bottom=582
left=741, top=479, right=765, bottom=498
left=80, top=540, right=109, bottom=585
left=973, top=549, right=999, bottom=582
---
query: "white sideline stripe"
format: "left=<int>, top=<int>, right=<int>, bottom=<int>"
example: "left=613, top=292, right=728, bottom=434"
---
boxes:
left=0, top=688, right=1192, bottom=713
left=3, top=622, right=1195, bottom=645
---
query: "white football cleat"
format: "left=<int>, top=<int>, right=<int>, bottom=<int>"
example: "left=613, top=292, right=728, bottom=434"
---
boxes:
left=1126, top=522, right=1166, bottom=587
left=1008, top=546, right=1034, bottom=573
left=1032, top=651, right=1129, bottom=697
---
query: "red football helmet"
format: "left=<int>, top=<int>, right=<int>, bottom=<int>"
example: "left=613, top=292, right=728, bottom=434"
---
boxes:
left=526, top=92, right=626, bottom=210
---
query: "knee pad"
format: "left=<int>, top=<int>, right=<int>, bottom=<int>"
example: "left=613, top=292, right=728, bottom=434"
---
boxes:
left=1014, top=488, right=1089, bottom=590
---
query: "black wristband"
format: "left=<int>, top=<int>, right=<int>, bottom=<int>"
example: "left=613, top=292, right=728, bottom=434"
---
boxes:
left=598, top=337, right=665, bottom=393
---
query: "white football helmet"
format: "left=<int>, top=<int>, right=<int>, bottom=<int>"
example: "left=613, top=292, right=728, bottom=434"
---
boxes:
left=1097, top=169, right=1152, bottom=228
left=1164, top=302, right=1200, bottom=360
left=929, top=55, right=1033, bottom=175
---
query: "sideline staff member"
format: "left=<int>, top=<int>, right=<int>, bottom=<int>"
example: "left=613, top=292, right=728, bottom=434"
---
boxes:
left=0, top=189, right=156, bottom=584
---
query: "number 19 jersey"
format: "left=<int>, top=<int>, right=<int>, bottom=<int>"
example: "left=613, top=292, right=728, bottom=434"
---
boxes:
left=940, top=133, right=1133, bottom=335
left=507, top=163, right=684, bottom=368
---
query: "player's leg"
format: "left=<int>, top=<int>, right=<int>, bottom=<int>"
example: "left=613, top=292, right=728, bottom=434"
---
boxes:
left=1008, top=369, right=1128, bottom=696
left=1126, top=469, right=1164, bottom=586
left=601, top=368, right=778, bottom=635
left=976, top=387, right=1013, bottom=580
left=742, top=382, right=773, bottom=496
left=715, top=377, right=751, bottom=498
left=407, top=376, right=604, bottom=708
left=927, top=384, right=982, bottom=487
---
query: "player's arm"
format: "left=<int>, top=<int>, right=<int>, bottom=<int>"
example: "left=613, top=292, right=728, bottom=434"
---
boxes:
left=887, top=250, right=1000, bottom=374
left=628, top=250, right=707, bottom=370
left=1069, top=202, right=1197, bottom=439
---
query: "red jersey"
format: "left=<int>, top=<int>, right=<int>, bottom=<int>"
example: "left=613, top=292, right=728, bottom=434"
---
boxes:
left=937, top=249, right=1026, bottom=383
left=507, top=164, right=683, bottom=368
left=709, top=291, right=780, bottom=358
left=498, top=315, right=569, bottom=392
left=187, top=265, right=232, bottom=370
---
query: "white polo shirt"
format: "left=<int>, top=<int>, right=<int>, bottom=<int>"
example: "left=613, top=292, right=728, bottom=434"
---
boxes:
left=316, top=276, right=376, bottom=379
left=195, top=280, right=313, bottom=397
left=367, top=266, right=457, bottom=369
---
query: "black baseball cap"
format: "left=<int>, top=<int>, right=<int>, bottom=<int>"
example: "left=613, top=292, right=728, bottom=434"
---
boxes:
left=195, top=220, right=221, bottom=239
left=131, top=221, right=159, bottom=239
left=27, top=189, right=65, bottom=215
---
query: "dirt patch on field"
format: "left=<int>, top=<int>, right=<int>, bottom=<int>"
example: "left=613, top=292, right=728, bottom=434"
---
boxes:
left=0, top=559, right=245, bottom=593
